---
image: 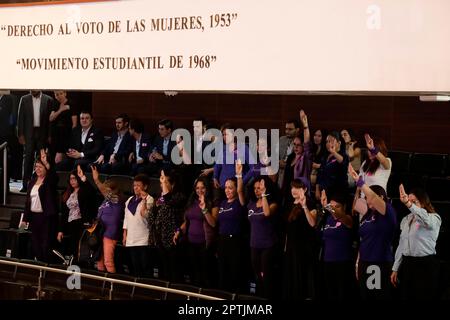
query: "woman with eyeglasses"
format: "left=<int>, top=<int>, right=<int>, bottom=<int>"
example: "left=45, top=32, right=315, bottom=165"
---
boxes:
left=390, top=184, right=441, bottom=300
left=349, top=164, right=397, bottom=300
left=282, top=110, right=312, bottom=201
left=57, top=165, right=97, bottom=262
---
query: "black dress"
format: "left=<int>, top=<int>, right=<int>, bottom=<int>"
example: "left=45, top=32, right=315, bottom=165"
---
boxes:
left=50, top=99, right=78, bottom=154
left=282, top=203, right=319, bottom=300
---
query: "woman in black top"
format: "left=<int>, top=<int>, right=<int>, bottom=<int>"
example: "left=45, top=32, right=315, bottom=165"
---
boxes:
left=20, top=149, right=59, bottom=262
left=49, top=90, right=78, bottom=164
left=57, top=165, right=98, bottom=262
left=148, top=170, right=186, bottom=282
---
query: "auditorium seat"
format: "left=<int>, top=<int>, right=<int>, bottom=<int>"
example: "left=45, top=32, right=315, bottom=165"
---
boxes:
left=108, top=175, right=134, bottom=197
left=0, top=228, right=32, bottom=259
left=148, top=177, right=161, bottom=198
left=132, top=277, right=169, bottom=300
left=387, top=173, right=427, bottom=199
left=410, top=153, right=447, bottom=177
left=106, top=273, right=136, bottom=300
left=0, top=281, right=26, bottom=300
left=0, top=257, right=18, bottom=281
left=56, top=171, right=71, bottom=190
left=434, top=202, right=450, bottom=261
left=199, top=288, right=235, bottom=300
left=80, top=268, right=108, bottom=298
left=427, top=178, right=450, bottom=202
left=235, top=293, right=267, bottom=300
left=388, top=150, right=412, bottom=174
left=43, top=264, right=91, bottom=300
left=166, top=283, right=201, bottom=300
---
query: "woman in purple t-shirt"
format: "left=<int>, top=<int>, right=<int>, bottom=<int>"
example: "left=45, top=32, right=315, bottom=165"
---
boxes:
left=173, top=177, right=218, bottom=287
left=319, top=189, right=355, bottom=300
left=92, top=165, right=124, bottom=274
left=349, top=164, right=397, bottom=300
left=215, top=161, right=249, bottom=292
left=244, top=174, right=279, bottom=299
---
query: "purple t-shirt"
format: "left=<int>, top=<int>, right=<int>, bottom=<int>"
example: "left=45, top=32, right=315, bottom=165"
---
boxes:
left=322, top=214, right=353, bottom=262
left=248, top=201, right=276, bottom=249
left=185, top=200, right=206, bottom=244
left=218, top=198, right=246, bottom=236
left=98, top=200, right=123, bottom=241
left=359, top=203, right=397, bottom=262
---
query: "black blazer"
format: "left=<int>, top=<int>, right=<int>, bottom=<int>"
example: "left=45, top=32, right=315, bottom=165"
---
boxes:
left=58, top=179, right=98, bottom=232
left=102, top=131, right=134, bottom=163
left=17, top=93, right=53, bottom=143
left=130, top=133, right=152, bottom=164
left=152, top=135, right=176, bottom=164
left=0, top=95, right=14, bottom=138
left=69, top=126, right=104, bottom=162
left=24, top=169, right=59, bottom=222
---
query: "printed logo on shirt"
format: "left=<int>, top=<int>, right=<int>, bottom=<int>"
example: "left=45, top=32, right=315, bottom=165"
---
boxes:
left=219, top=207, right=234, bottom=214
left=248, top=209, right=264, bottom=217
left=324, top=221, right=342, bottom=230
left=360, top=214, right=376, bottom=227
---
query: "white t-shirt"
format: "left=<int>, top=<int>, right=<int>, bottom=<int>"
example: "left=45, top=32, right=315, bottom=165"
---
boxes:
left=30, top=184, right=43, bottom=213
left=123, top=195, right=154, bottom=247
left=359, top=157, right=392, bottom=193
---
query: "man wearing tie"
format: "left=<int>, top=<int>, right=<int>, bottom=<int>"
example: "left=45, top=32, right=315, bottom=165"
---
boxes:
left=17, top=90, right=53, bottom=192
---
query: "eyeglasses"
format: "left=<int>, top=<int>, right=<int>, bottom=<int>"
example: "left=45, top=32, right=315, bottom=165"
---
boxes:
left=293, top=143, right=302, bottom=147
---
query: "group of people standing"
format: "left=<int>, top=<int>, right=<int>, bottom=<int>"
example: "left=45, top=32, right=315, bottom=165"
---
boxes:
left=16, top=101, right=443, bottom=300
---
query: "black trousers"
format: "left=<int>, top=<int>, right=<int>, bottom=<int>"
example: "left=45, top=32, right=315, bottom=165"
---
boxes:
left=251, top=247, right=275, bottom=299
left=398, top=255, right=439, bottom=300
left=128, top=246, right=151, bottom=278
left=30, top=213, right=56, bottom=262
left=157, top=246, right=181, bottom=283
left=218, top=235, right=244, bottom=292
left=323, top=261, right=356, bottom=300
left=64, top=219, right=83, bottom=261
left=188, top=242, right=211, bottom=287
left=358, top=261, right=393, bottom=300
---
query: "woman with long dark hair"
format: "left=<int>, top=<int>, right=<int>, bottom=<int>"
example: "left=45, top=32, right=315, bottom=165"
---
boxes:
left=349, top=164, right=397, bottom=300
left=359, top=134, right=391, bottom=193
left=282, top=179, right=318, bottom=300
left=57, top=165, right=97, bottom=261
left=149, top=170, right=186, bottom=282
left=245, top=175, right=279, bottom=298
left=390, top=184, right=441, bottom=300
left=173, top=176, right=218, bottom=287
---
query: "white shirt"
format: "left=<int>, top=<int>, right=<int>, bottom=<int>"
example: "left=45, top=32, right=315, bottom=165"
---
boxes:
left=359, top=157, right=392, bottom=193
left=163, top=137, right=170, bottom=156
left=30, top=184, right=43, bottom=213
left=32, top=94, right=41, bottom=127
left=135, top=134, right=143, bottom=162
left=81, top=126, right=91, bottom=145
left=123, top=195, right=154, bottom=247
left=113, top=131, right=125, bottom=154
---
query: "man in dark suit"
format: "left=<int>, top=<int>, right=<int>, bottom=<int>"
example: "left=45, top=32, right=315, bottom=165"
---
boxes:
left=128, top=119, right=152, bottom=176
left=143, top=119, right=176, bottom=177
left=56, top=110, right=103, bottom=171
left=94, top=113, right=133, bottom=174
left=17, top=90, right=53, bottom=191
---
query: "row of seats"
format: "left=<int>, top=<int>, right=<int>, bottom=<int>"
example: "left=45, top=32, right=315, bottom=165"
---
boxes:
left=0, top=257, right=263, bottom=300
left=388, top=150, right=450, bottom=177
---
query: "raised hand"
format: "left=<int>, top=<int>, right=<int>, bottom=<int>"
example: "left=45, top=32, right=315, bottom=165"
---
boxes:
left=320, top=190, right=328, bottom=207
left=399, top=184, right=409, bottom=204
left=235, top=159, right=243, bottom=176
left=348, top=163, right=359, bottom=182
left=198, top=194, right=206, bottom=209
left=299, top=188, right=307, bottom=207
left=300, top=109, right=308, bottom=128
left=40, top=149, right=48, bottom=165
left=260, top=179, right=266, bottom=195
left=77, top=165, right=84, bottom=179
left=91, top=164, right=99, bottom=181
left=364, top=134, right=374, bottom=150
left=160, top=170, right=166, bottom=184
